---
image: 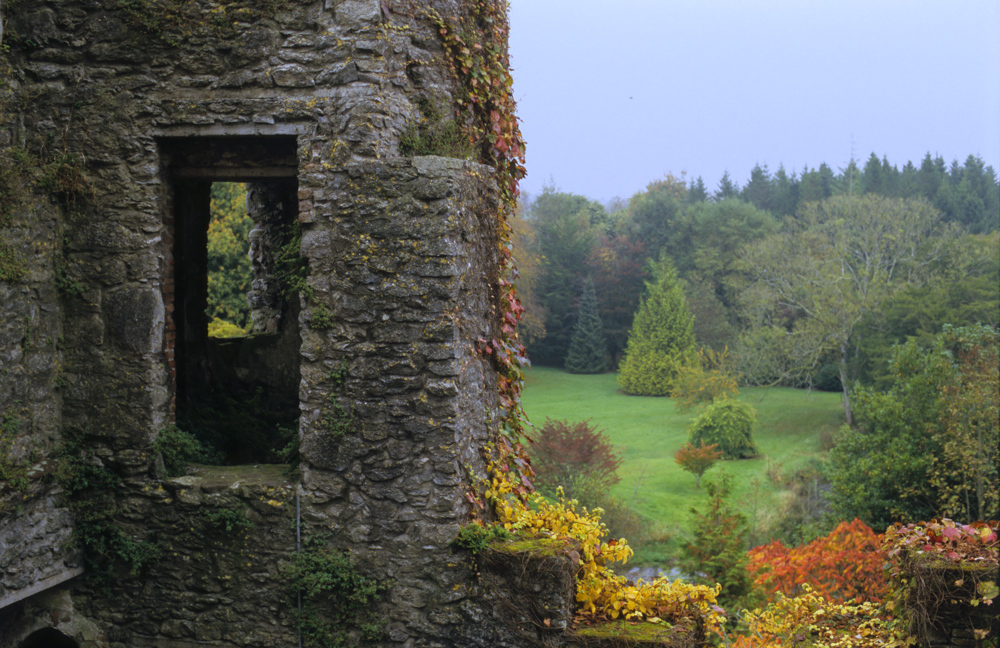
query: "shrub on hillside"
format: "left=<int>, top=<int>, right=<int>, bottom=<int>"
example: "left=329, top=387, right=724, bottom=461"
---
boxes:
left=688, top=399, right=758, bottom=459
left=747, top=518, right=887, bottom=605
left=682, top=476, right=758, bottom=611
left=674, top=441, right=723, bottom=488
left=670, top=346, right=740, bottom=411
left=529, top=419, right=622, bottom=499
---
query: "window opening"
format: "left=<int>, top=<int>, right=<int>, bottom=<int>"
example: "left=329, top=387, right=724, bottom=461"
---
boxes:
left=206, top=182, right=252, bottom=338
left=161, top=137, right=300, bottom=466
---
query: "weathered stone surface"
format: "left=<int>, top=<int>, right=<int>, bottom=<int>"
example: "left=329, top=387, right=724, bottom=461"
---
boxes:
left=102, top=286, right=163, bottom=354
left=0, top=0, right=557, bottom=646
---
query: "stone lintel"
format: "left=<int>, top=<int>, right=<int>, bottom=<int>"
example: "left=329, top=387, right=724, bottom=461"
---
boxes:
left=0, top=567, right=85, bottom=611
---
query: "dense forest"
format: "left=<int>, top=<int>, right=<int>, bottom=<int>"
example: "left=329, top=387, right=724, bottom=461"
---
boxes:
left=514, top=152, right=999, bottom=392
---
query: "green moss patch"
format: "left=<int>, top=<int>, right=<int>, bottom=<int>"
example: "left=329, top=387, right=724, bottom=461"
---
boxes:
left=573, top=618, right=698, bottom=647
left=490, top=535, right=579, bottom=557
left=178, top=463, right=294, bottom=489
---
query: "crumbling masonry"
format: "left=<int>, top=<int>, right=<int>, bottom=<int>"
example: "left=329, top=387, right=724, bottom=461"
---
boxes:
left=0, top=1, right=580, bottom=647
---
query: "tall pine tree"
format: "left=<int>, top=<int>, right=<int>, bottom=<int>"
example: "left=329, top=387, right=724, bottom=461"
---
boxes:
left=715, top=170, right=740, bottom=201
left=564, top=277, right=609, bottom=374
left=618, top=257, right=697, bottom=395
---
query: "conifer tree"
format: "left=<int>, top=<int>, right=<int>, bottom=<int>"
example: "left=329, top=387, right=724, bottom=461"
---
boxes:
left=618, top=257, right=697, bottom=395
left=564, top=277, right=608, bottom=374
left=715, top=171, right=739, bottom=201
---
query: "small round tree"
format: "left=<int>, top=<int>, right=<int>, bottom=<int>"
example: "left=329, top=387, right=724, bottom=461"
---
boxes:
left=565, top=277, right=609, bottom=374
left=529, top=419, right=621, bottom=500
left=618, top=257, right=697, bottom=395
left=688, top=399, right=759, bottom=459
left=674, top=441, right=723, bottom=488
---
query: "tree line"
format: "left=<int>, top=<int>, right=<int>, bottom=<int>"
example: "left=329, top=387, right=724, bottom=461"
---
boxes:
left=514, top=152, right=999, bottom=404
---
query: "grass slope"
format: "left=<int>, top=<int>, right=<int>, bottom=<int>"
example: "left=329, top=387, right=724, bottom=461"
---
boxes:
left=521, top=367, right=844, bottom=557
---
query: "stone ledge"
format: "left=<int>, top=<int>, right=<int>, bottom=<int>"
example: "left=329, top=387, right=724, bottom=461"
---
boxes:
left=567, top=619, right=703, bottom=648
left=477, top=536, right=580, bottom=641
left=0, top=567, right=85, bottom=611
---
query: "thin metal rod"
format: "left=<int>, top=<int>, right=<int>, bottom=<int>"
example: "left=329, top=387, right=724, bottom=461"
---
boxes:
left=296, top=491, right=302, bottom=648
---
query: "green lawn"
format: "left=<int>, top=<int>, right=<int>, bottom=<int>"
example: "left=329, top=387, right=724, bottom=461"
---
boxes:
left=520, top=367, right=844, bottom=555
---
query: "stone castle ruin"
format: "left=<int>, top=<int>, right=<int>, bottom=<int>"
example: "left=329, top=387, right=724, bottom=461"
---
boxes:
left=0, top=1, right=585, bottom=646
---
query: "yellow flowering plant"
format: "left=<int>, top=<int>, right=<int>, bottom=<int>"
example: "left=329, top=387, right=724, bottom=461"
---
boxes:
left=485, top=464, right=726, bottom=636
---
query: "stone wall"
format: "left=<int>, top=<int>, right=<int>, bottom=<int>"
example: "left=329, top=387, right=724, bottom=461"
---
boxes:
left=0, top=481, right=83, bottom=610
left=0, top=151, right=72, bottom=610
left=902, top=561, right=999, bottom=648
left=1, top=464, right=298, bottom=648
left=0, top=0, right=532, bottom=645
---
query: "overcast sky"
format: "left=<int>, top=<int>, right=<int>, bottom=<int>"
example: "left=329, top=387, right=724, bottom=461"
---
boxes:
left=507, top=0, right=1000, bottom=204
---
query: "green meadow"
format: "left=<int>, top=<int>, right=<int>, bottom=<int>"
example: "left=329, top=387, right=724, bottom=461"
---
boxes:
left=520, top=367, right=844, bottom=560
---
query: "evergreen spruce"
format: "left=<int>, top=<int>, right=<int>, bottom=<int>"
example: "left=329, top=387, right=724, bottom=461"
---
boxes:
left=618, top=257, right=697, bottom=395
left=564, top=277, right=609, bottom=374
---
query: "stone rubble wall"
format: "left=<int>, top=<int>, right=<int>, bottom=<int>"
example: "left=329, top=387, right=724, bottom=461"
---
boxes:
left=1, top=465, right=298, bottom=648
left=0, top=0, right=536, bottom=645
left=0, top=482, right=83, bottom=610
left=0, top=154, right=72, bottom=609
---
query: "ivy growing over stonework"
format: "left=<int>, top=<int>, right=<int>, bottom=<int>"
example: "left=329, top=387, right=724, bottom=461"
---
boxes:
left=283, top=536, right=385, bottom=648
left=56, top=441, right=161, bottom=586
left=426, top=0, right=530, bottom=484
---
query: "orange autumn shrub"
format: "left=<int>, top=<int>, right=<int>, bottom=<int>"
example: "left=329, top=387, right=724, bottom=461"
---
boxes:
left=747, top=518, right=887, bottom=604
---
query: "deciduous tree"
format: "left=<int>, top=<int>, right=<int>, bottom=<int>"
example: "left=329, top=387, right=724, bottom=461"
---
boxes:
left=588, top=234, right=650, bottom=363
left=529, top=419, right=622, bottom=500
left=206, top=182, right=252, bottom=331
left=736, top=195, right=946, bottom=423
left=674, top=441, right=722, bottom=488
left=527, top=188, right=603, bottom=365
left=828, top=325, right=999, bottom=528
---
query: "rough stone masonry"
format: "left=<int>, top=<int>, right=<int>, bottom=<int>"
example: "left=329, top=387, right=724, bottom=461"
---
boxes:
left=0, top=1, right=579, bottom=647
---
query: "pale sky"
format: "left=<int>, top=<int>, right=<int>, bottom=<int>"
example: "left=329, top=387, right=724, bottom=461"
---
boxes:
left=508, top=0, right=1000, bottom=203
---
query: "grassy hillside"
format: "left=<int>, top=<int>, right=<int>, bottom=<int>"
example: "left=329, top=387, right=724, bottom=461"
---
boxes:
left=520, top=367, right=844, bottom=560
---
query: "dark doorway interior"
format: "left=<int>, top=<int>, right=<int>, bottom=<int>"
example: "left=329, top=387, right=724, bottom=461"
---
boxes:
left=161, top=137, right=301, bottom=464
left=18, top=628, right=79, bottom=648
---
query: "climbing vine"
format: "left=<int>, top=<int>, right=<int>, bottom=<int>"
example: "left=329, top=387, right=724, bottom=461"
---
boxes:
left=882, top=518, right=998, bottom=642
left=426, top=0, right=531, bottom=487
left=283, top=535, right=385, bottom=648
left=56, top=441, right=161, bottom=586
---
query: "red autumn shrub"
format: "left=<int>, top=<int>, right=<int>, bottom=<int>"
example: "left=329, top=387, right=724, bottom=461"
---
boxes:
left=529, top=419, right=622, bottom=498
left=674, top=441, right=723, bottom=488
left=747, top=518, right=887, bottom=604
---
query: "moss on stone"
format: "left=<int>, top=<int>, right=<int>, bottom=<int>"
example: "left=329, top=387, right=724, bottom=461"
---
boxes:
left=489, top=536, right=577, bottom=557
left=181, top=463, right=294, bottom=489
left=912, top=554, right=999, bottom=573
left=573, top=618, right=695, bottom=646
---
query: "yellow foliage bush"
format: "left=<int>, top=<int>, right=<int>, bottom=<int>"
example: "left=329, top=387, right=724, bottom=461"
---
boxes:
left=670, top=346, right=740, bottom=411
left=740, top=585, right=895, bottom=648
left=486, top=465, right=726, bottom=635
left=208, top=317, right=246, bottom=338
